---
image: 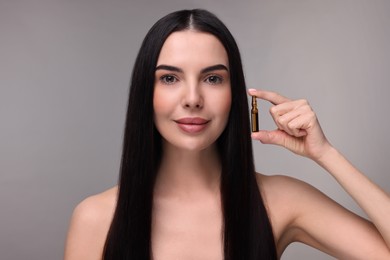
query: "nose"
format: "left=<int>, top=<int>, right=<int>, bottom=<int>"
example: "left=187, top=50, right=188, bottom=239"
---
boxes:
left=182, top=82, right=203, bottom=109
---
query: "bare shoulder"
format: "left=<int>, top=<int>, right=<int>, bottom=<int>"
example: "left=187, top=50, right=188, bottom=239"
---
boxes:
left=255, top=173, right=318, bottom=210
left=64, top=186, right=118, bottom=260
left=255, top=173, right=390, bottom=259
left=254, top=173, right=327, bottom=254
left=72, top=186, right=117, bottom=225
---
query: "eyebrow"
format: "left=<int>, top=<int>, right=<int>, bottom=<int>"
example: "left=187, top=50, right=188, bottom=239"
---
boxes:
left=201, top=64, right=229, bottom=74
left=155, top=64, right=229, bottom=74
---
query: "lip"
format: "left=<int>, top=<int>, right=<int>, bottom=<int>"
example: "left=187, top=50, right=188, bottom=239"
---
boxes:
left=174, top=117, right=210, bottom=133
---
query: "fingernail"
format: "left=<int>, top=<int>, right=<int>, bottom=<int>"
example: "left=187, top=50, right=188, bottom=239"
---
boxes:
left=248, top=88, right=256, bottom=94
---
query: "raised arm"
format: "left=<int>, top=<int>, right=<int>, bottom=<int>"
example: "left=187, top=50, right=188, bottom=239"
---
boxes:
left=248, top=88, right=390, bottom=258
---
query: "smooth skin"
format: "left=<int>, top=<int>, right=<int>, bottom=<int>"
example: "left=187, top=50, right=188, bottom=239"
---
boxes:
left=64, top=31, right=390, bottom=259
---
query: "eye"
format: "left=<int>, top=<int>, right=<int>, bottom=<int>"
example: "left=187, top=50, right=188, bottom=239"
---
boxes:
left=205, top=75, right=223, bottom=85
left=160, top=75, right=178, bottom=85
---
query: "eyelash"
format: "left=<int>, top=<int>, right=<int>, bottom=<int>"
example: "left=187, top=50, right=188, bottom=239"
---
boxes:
left=205, top=75, right=223, bottom=85
left=160, top=75, right=178, bottom=85
left=158, top=74, right=224, bottom=85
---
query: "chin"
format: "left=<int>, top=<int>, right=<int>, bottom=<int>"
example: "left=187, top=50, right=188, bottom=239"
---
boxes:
left=163, top=137, right=217, bottom=153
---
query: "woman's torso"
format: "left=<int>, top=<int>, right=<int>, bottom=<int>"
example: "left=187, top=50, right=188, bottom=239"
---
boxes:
left=87, top=174, right=291, bottom=259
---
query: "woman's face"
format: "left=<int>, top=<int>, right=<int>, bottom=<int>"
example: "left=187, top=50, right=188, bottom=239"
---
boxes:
left=153, top=30, right=232, bottom=152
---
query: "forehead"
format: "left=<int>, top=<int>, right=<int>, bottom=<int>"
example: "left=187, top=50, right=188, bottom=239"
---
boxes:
left=157, top=30, right=228, bottom=67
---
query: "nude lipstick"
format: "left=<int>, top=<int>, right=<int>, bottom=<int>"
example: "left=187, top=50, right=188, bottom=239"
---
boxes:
left=174, top=117, right=210, bottom=134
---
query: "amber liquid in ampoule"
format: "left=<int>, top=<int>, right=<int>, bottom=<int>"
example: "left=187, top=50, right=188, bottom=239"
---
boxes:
left=251, top=96, right=259, bottom=132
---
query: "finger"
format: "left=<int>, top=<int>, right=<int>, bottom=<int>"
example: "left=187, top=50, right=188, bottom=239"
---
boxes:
left=269, top=111, right=285, bottom=134
left=277, top=106, right=312, bottom=137
left=269, top=100, right=312, bottom=136
left=270, top=99, right=310, bottom=117
left=286, top=112, right=315, bottom=137
left=269, top=102, right=300, bottom=135
left=251, top=129, right=290, bottom=146
left=276, top=112, right=300, bottom=136
left=268, top=101, right=302, bottom=135
left=248, top=88, right=291, bottom=105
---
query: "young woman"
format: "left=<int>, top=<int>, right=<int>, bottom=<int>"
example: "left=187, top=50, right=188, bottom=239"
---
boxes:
left=64, top=9, right=390, bottom=259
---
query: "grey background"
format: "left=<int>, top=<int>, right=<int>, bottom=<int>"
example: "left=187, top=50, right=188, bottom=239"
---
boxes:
left=1, top=0, right=389, bottom=259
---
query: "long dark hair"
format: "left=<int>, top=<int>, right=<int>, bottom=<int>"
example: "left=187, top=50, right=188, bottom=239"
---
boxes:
left=103, top=9, right=277, bottom=259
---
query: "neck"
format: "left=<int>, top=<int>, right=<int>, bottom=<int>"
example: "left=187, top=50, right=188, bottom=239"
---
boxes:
left=154, top=142, right=221, bottom=199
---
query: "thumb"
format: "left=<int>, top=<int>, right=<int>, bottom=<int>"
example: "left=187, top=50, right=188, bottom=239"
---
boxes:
left=251, top=129, right=289, bottom=146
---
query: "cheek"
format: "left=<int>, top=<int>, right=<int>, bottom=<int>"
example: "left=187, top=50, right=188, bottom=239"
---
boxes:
left=214, top=90, right=232, bottom=116
left=153, top=89, right=171, bottom=116
left=153, top=97, right=163, bottom=114
left=153, top=88, right=178, bottom=123
left=153, top=88, right=163, bottom=112
left=153, top=90, right=165, bottom=125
